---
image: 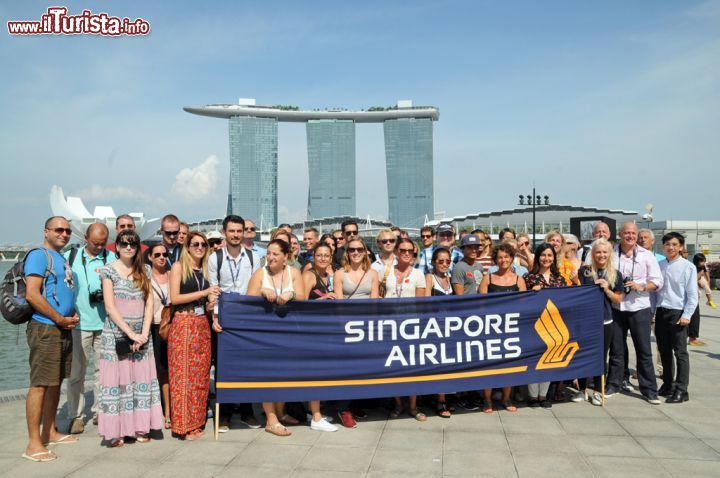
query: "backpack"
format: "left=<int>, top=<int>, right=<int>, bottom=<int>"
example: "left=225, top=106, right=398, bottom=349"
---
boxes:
left=1, top=248, right=55, bottom=325
left=215, top=248, right=254, bottom=284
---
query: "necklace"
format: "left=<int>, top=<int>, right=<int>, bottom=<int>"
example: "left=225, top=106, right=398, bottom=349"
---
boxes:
left=394, top=266, right=410, bottom=297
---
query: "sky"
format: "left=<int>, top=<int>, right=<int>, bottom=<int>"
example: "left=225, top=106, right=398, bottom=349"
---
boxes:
left=1, top=0, right=718, bottom=243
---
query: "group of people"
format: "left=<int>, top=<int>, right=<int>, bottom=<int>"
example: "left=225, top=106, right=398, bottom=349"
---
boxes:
left=20, top=214, right=711, bottom=460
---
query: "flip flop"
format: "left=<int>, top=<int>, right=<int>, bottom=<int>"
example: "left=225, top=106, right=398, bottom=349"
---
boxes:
left=502, top=402, right=518, bottom=413
left=46, top=435, right=78, bottom=446
left=21, top=451, right=57, bottom=462
left=265, top=422, right=291, bottom=437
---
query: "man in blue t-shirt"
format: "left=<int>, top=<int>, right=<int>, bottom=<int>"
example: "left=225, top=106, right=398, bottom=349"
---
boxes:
left=22, top=216, right=79, bottom=462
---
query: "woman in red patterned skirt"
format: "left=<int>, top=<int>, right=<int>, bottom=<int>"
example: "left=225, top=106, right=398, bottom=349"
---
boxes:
left=168, top=232, right=220, bottom=440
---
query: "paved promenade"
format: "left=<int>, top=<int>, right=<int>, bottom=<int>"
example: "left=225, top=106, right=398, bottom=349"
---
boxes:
left=1, top=295, right=719, bottom=477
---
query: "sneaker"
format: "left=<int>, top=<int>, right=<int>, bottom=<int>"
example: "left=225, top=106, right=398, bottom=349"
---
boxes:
left=337, top=411, right=357, bottom=428
left=217, top=423, right=230, bottom=433
left=528, top=398, right=540, bottom=408
left=604, top=387, right=619, bottom=398
left=310, top=417, right=338, bottom=432
left=238, top=415, right=261, bottom=429
left=540, top=399, right=552, bottom=409
left=590, top=392, right=602, bottom=406
left=645, top=395, right=661, bottom=405
left=621, top=380, right=635, bottom=392
left=306, top=413, right=334, bottom=425
left=708, top=300, right=717, bottom=309
left=68, top=417, right=84, bottom=435
left=570, top=391, right=585, bottom=403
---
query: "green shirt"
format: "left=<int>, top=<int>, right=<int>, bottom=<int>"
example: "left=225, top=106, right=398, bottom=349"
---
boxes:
left=64, top=247, right=117, bottom=331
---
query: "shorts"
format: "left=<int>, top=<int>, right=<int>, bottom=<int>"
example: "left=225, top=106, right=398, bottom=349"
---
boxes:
left=26, top=320, right=73, bottom=387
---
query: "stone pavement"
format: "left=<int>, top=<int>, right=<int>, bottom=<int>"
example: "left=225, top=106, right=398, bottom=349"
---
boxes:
left=1, top=296, right=719, bottom=478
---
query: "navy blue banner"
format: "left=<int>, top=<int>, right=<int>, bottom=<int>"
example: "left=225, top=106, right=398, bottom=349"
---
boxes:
left=216, top=286, right=605, bottom=403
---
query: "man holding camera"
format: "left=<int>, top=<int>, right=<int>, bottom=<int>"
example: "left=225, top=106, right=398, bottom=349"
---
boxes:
left=606, top=222, right=663, bottom=403
left=66, top=223, right=116, bottom=434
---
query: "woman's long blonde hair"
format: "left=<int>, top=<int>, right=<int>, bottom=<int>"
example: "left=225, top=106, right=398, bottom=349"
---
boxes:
left=179, top=231, right=209, bottom=283
left=588, top=238, right=617, bottom=285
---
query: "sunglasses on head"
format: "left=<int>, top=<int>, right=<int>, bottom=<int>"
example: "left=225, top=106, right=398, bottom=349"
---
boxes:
left=163, top=230, right=179, bottom=236
left=189, top=241, right=208, bottom=249
left=51, top=227, right=72, bottom=235
left=347, top=247, right=365, bottom=253
left=152, top=252, right=168, bottom=258
left=118, top=241, right=138, bottom=249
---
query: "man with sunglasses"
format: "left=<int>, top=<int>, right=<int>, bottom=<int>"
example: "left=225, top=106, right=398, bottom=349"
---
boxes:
left=65, top=223, right=116, bottom=435
left=415, top=226, right=436, bottom=274
left=106, top=214, right=148, bottom=254
left=159, top=214, right=183, bottom=270
left=208, top=215, right=262, bottom=431
left=23, top=216, right=80, bottom=462
left=242, top=218, right=267, bottom=261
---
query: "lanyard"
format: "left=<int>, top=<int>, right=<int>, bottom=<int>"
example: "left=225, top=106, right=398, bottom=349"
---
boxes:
left=618, top=246, right=637, bottom=280
left=151, top=277, right=168, bottom=305
left=193, top=270, right=205, bottom=292
left=226, top=250, right=244, bottom=288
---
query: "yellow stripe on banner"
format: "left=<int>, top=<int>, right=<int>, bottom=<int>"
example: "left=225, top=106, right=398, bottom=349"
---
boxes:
left=217, top=365, right=529, bottom=389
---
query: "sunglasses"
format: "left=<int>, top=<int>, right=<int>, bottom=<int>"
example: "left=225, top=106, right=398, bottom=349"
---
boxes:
left=398, top=248, right=414, bottom=255
left=189, top=241, right=208, bottom=249
left=246, top=227, right=256, bottom=232
left=51, top=227, right=72, bottom=235
left=208, top=238, right=222, bottom=246
left=163, top=230, right=179, bottom=236
left=118, top=241, right=138, bottom=249
left=347, top=247, right=365, bottom=253
left=438, top=233, right=453, bottom=237
left=435, top=259, right=451, bottom=265
left=379, top=238, right=396, bottom=244
left=118, top=224, right=134, bottom=230
left=345, top=230, right=359, bottom=236
left=152, top=252, right=168, bottom=258
left=519, top=241, right=529, bottom=246
left=421, top=234, right=433, bottom=239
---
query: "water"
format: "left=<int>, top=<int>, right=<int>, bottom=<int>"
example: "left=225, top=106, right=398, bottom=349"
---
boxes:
left=0, top=262, right=30, bottom=391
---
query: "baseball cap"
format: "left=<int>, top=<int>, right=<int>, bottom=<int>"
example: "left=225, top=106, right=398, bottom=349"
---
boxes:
left=460, top=234, right=481, bottom=247
left=206, top=230, right=224, bottom=240
left=437, top=224, right=454, bottom=235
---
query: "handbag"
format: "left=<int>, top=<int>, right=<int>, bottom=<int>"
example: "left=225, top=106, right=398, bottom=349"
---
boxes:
left=113, top=326, right=133, bottom=358
left=377, top=264, right=392, bottom=298
left=158, top=306, right=172, bottom=341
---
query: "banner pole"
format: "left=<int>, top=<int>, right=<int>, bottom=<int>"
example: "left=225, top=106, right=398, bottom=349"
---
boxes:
left=601, top=374, right=606, bottom=408
left=214, top=402, right=220, bottom=441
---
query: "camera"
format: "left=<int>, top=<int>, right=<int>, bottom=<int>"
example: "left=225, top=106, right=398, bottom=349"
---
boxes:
left=89, top=290, right=104, bottom=304
left=622, top=277, right=634, bottom=295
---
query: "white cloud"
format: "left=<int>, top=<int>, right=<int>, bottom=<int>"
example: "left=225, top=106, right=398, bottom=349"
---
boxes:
left=171, top=155, right=219, bottom=201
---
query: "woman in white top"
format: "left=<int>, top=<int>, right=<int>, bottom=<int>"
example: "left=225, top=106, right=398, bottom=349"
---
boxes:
left=148, top=243, right=172, bottom=429
left=387, top=238, right=427, bottom=421
left=247, top=239, right=307, bottom=437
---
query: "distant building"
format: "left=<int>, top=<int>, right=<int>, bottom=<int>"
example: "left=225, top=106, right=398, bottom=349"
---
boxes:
left=306, top=119, right=356, bottom=218
left=184, top=99, right=439, bottom=228
left=384, top=117, right=434, bottom=228
left=228, top=116, right=278, bottom=225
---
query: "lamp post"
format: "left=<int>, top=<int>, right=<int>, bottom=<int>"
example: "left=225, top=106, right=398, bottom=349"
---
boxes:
left=518, top=189, right=549, bottom=249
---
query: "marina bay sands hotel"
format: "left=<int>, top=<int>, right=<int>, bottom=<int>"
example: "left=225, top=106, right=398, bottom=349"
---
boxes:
left=184, top=99, right=439, bottom=228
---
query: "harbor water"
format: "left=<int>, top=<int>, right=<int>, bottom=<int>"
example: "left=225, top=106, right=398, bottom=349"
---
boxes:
left=0, top=262, right=30, bottom=391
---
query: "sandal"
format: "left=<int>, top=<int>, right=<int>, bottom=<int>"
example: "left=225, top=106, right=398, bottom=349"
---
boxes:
left=483, top=400, right=494, bottom=413
left=436, top=402, right=451, bottom=418
left=164, top=418, right=172, bottom=429
left=409, top=408, right=427, bottom=422
left=21, top=451, right=57, bottom=462
left=265, top=422, right=292, bottom=437
left=279, top=414, right=300, bottom=426
left=110, top=438, right=124, bottom=448
left=186, top=429, right=205, bottom=441
left=502, top=401, right=518, bottom=412
left=389, top=407, right=404, bottom=419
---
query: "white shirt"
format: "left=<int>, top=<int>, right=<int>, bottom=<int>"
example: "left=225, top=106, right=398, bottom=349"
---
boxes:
left=384, top=266, right=425, bottom=298
left=613, top=244, right=663, bottom=312
left=657, top=257, right=699, bottom=319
